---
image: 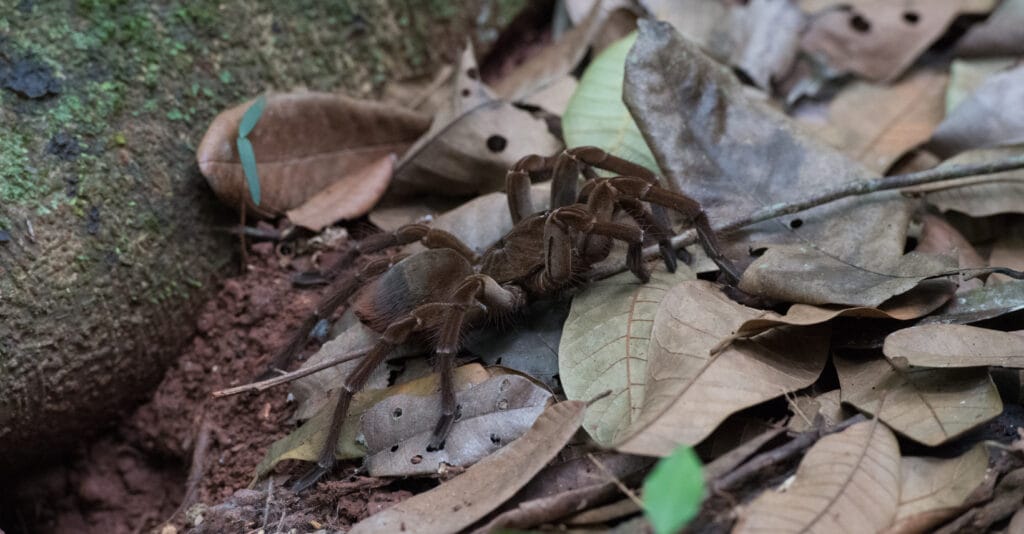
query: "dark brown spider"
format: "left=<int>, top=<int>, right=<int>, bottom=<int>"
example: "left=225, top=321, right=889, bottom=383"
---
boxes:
left=268, top=146, right=741, bottom=491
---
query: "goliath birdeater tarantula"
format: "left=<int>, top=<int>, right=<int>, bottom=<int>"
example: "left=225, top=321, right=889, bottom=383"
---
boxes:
left=268, top=146, right=741, bottom=491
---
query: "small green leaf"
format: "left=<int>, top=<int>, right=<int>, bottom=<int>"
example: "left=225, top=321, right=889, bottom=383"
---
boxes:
left=642, top=445, right=704, bottom=534
left=236, top=137, right=260, bottom=205
left=562, top=32, right=659, bottom=173
left=238, top=94, right=267, bottom=138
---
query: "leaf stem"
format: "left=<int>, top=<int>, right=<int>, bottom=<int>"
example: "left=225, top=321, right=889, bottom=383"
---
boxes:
left=212, top=349, right=368, bottom=397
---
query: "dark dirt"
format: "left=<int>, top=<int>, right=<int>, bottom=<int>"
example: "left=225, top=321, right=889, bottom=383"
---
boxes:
left=4, top=229, right=413, bottom=534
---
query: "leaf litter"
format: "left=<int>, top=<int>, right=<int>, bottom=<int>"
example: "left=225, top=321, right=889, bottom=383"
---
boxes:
left=173, top=2, right=1024, bottom=532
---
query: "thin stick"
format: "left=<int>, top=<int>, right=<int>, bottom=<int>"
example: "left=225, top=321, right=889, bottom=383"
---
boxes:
left=212, top=348, right=368, bottom=397
left=586, top=453, right=644, bottom=509
left=591, top=153, right=1024, bottom=280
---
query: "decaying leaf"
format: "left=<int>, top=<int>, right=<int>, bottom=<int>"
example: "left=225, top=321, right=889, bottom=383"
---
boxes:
left=285, top=154, right=395, bottom=231
left=835, top=355, right=1002, bottom=446
left=883, top=324, right=1024, bottom=368
left=466, top=300, right=569, bottom=391
left=926, top=66, right=1024, bottom=158
left=404, top=182, right=550, bottom=256
left=562, top=32, right=659, bottom=174
left=362, top=374, right=553, bottom=477
left=253, top=364, right=493, bottom=480
left=989, top=226, right=1024, bottom=284
left=734, top=421, right=901, bottom=533
left=946, top=58, right=1016, bottom=114
left=625, top=21, right=912, bottom=277
left=728, top=278, right=956, bottom=342
left=559, top=267, right=693, bottom=446
left=888, top=444, right=990, bottom=534
left=800, top=1, right=963, bottom=82
left=739, top=246, right=957, bottom=307
left=641, top=0, right=733, bottom=61
left=954, top=0, right=1024, bottom=57
left=727, top=0, right=806, bottom=91
left=818, top=69, right=948, bottom=173
left=197, top=92, right=429, bottom=217
left=908, top=146, right=1024, bottom=217
left=918, top=281, right=1024, bottom=325
left=348, top=400, right=586, bottom=534
left=611, top=281, right=830, bottom=456
left=392, top=44, right=561, bottom=196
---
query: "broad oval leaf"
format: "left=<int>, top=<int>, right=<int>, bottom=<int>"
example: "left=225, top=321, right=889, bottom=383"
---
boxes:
left=612, top=281, right=829, bottom=456
left=835, top=355, right=1002, bottom=446
left=285, top=154, right=395, bottom=231
left=884, top=324, right=1024, bottom=368
left=362, top=374, right=553, bottom=476
left=918, top=281, right=1024, bottom=325
left=348, top=400, right=586, bottom=534
left=562, top=32, right=659, bottom=173
left=198, top=92, right=429, bottom=217
left=734, top=421, right=901, bottom=533
left=908, top=146, right=1024, bottom=217
left=889, top=444, right=990, bottom=534
left=559, top=267, right=694, bottom=446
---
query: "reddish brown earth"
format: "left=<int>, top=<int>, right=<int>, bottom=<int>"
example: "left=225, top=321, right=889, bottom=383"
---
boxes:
left=4, top=227, right=414, bottom=533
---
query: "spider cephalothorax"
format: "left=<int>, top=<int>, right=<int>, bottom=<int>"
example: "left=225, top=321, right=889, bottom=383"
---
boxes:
left=266, top=146, right=741, bottom=491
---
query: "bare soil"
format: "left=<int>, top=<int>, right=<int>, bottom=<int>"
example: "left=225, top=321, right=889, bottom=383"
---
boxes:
left=4, top=228, right=412, bottom=534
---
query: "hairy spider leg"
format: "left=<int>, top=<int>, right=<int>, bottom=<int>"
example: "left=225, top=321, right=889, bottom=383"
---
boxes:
left=292, top=273, right=523, bottom=492
left=609, top=176, right=742, bottom=283
left=260, top=224, right=479, bottom=379
left=542, top=206, right=651, bottom=285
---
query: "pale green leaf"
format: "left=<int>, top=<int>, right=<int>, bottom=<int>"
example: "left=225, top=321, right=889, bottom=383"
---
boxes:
left=643, top=445, right=704, bottom=534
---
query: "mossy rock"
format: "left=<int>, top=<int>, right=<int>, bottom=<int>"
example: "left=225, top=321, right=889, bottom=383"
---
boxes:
left=0, top=0, right=524, bottom=474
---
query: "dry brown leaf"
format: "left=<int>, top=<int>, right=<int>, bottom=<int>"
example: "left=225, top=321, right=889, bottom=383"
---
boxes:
left=800, top=1, right=962, bottom=82
left=886, top=444, right=990, bottom=534
left=819, top=69, right=948, bottom=173
left=494, top=1, right=608, bottom=102
left=989, top=226, right=1024, bottom=284
left=739, top=246, right=957, bottom=307
left=625, top=21, right=913, bottom=280
left=926, top=66, right=1024, bottom=158
left=348, top=400, right=586, bottom=534
left=611, top=281, right=829, bottom=457
left=392, top=44, right=562, bottom=196
left=884, top=324, right=1024, bottom=368
left=909, top=146, right=1024, bottom=217
left=835, top=355, right=1002, bottom=446
left=727, top=0, right=806, bottom=91
left=955, top=0, right=1024, bottom=57
left=285, top=154, right=395, bottom=231
left=362, top=374, right=553, bottom=477
left=918, top=281, right=1024, bottom=324
left=197, top=92, right=429, bottom=217
left=522, top=76, right=578, bottom=115
left=734, top=420, right=901, bottom=533
left=642, top=0, right=733, bottom=61
left=559, top=267, right=694, bottom=446
left=787, top=389, right=851, bottom=433
left=730, top=278, right=956, bottom=341
left=403, top=182, right=550, bottom=256
left=917, top=213, right=986, bottom=293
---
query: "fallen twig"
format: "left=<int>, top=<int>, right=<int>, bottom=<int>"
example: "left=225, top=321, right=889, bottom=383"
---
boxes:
left=212, top=348, right=368, bottom=397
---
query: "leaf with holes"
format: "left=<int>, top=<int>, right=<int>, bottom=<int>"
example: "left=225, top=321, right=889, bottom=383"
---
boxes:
left=734, top=421, right=901, bottom=533
left=835, top=355, right=1002, bottom=446
left=361, top=374, right=553, bottom=477
left=559, top=266, right=693, bottom=447
left=349, top=400, right=586, bottom=534
left=392, top=44, right=562, bottom=196
left=884, top=324, right=1024, bottom=368
left=198, top=92, right=428, bottom=217
left=562, top=32, right=659, bottom=174
left=253, top=364, right=495, bottom=480
left=611, top=281, right=829, bottom=457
